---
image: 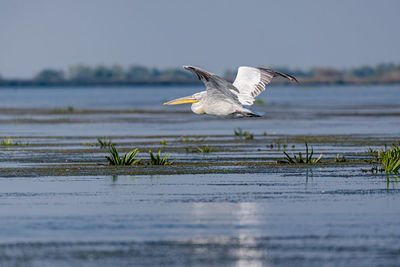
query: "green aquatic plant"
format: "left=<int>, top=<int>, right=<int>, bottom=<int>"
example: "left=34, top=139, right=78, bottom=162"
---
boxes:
left=97, top=136, right=113, bottom=148
left=181, top=137, right=190, bottom=143
left=1, top=138, right=27, bottom=146
left=275, top=141, right=288, bottom=150
left=280, top=143, right=323, bottom=164
left=161, top=139, right=167, bottom=146
left=196, top=145, right=214, bottom=153
left=334, top=154, right=347, bottom=163
left=367, top=143, right=400, bottom=174
left=380, top=144, right=400, bottom=174
left=1, top=138, right=13, bottom=146
left=149, top=150, right=175, bottom=165
left=106, top=145, right=141, bottom=166
left=180, top=136, right=206, bottom=143
left=234, top=128, right=254, bottom=140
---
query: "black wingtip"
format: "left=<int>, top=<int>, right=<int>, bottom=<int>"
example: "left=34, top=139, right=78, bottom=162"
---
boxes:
left=287, top=74, right=299, bottom=83
left=183, top=65, right=211, bottom=82
left=259, top=68, right=299, bottom=83
left=272, top=70, right=298, bottom=83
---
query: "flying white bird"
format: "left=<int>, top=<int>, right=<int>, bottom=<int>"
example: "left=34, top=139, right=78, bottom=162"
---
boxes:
left=163, top=65, right=298, bottom=117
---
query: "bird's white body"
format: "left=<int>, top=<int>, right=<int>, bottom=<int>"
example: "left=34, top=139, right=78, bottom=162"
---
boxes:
left=163, top=65, right=297, bottom=117
left=189, top=91, right=251, bottom=116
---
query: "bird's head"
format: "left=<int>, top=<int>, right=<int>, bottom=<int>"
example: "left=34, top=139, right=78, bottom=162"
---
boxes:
left=163, top=91, right=206, bottom=114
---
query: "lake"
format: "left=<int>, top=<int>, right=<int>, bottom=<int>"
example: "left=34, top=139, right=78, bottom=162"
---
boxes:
left=0, top=85, right=399, bottom=266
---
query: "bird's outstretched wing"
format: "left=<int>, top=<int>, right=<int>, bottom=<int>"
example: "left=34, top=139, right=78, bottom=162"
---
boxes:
left=233, top=67, right=298, bottom=105
left=183, top=65, right=241, bottom=104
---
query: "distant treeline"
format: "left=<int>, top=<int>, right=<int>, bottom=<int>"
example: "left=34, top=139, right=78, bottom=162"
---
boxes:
left=1, top=63, right=400, bottom=86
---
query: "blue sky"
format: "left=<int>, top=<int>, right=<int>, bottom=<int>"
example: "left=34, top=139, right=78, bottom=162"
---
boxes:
left=1, top=0, right=399, bottom=78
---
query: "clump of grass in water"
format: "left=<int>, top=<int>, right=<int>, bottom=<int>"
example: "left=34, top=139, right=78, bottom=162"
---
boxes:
left=381, top=150, right=400, bottom=174
left=149, top=150, right=175, bottom=165
left=196, top=145, right=214, bottom=153
left=234, top=128, right=254, bottom=140
left=1, top=138, right=13, bottom=146
left=278, top=143, right=322, bottom=164
left=334, top=154, right=347, bottom=163
left=370, top=143, right=400, bottom=174
left=1, top=138, right=27, bottom=146
left=106, top=145, right=141, bottom=166
left=98, top=136, right=113, bottom=148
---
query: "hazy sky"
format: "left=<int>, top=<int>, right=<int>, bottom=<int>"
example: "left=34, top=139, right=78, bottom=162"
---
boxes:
left=1, top=0, right=399, bottom=78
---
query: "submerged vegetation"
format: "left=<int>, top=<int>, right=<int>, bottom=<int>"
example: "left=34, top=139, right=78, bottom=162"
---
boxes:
left=1, top=138, right=15, bottom=146
left=234, top=128, right=254, bottom=140
left=279, top=143, right=323, bottom=164
left=106, top=145, right=141, bottom=166
left=1, top=138, right=27, bottom=146
left=195, top=145, right=214, bottom=153
left=1, top=129, right=399, bottom=177
left=180, top=137, right=206, bottom=143
left=149, top=150, right=175, bottom=165
left=334, top=154, right=347, bottom=163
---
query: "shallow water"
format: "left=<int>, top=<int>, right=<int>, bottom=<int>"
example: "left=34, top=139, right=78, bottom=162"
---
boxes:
left=0, top=85, right=399, bottom=137
left=0, top=172, right=399, bottom=266
left=0, top=85, right=400, bottom=266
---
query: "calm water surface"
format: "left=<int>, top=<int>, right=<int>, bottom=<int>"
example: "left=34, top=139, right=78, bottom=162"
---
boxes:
left=0, top=85, right=399, bottom=266
left=0, top=85, right=399, bottom=136
left=1, top=84, right=399, bottom=109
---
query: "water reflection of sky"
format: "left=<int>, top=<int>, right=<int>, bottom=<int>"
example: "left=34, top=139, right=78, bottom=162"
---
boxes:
left=0, top=85, right=399, bottom=137
left=0, top=85, right=399, bottom=109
